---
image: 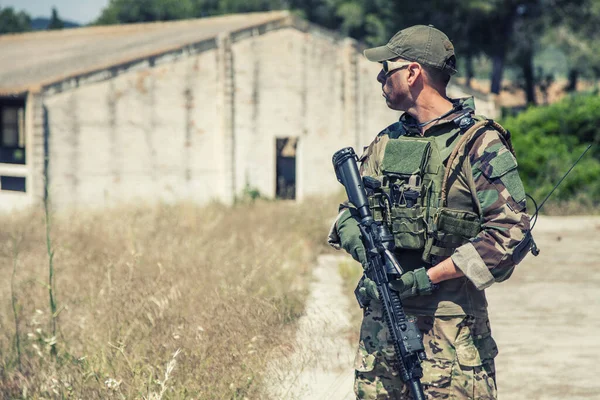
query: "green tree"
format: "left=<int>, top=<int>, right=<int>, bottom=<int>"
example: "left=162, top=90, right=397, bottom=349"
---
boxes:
left=192, top=0, right=223, bottom=17
left=292, top=0, right=392, bottom=45
left=542, top=0, right=600, bottom=91
left=501, top=93, right=600, bottom=204
left=286, top=0, right=338, bottom=32
left=216, top=0, right=282, bottom=14
left=96, top=0, right=285, bottom=24
left=0, top=7, right=31, bottom=34
left=508, top=2, right=543, bottom=104
left=48, top=7, right=65, bottom=30
left=97, top=0, right=195, bottom=24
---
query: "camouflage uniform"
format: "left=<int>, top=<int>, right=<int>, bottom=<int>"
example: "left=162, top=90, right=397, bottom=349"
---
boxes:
left=355, top=305, right=497, bottom=400
left=340, top=97, right=530, bottom=399
left=329, top=24, right=531, bottom=399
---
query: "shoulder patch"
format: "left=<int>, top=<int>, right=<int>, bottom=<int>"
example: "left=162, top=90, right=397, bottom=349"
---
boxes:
left=473, top=133, right=527, bottom=211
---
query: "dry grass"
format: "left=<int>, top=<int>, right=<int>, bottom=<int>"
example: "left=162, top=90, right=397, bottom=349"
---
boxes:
left=0, top=196, right=337, bottom=399
left=537, top=194, right=600, bottom=216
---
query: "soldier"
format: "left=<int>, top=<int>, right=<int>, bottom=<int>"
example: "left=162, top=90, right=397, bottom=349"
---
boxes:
left=328, top=25, right=531, bottom=399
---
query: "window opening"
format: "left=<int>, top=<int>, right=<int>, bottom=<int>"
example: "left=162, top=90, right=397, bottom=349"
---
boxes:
left=0, top=100, right=26, bottom=165
left=275, top=138, right=297, bottom=200
left=0, top=176, right=26, bottom=192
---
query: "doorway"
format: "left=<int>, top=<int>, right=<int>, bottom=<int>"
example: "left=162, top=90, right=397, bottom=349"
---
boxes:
left=275, top=138, right=297, bottom=200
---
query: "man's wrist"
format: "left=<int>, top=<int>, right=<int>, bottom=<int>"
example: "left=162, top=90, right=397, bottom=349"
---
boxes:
left=427, top=267, right=443, bottom=285
left=427, top=258, right=464, bottom=284
left=426, top=269, right=437, bottom=284
left=424, top=269, right=439, bottom=293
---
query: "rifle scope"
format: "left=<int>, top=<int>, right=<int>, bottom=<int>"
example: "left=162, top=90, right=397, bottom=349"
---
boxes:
left=332, top=147, right=371, bottom=220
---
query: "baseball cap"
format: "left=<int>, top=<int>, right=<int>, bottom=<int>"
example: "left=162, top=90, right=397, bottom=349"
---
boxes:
left=364, top=25, right=457, bottom=75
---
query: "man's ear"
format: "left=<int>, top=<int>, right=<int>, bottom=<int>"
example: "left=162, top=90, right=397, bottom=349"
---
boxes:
left=406, top=63, right=422, bottom=86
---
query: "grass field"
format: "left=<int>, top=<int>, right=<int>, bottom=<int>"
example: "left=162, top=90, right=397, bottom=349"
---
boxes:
left=0, top=196, right=337, bottom=399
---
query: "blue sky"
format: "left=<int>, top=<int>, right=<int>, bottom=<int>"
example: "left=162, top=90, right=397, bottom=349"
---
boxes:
left=0, top=0, right=109, bottom=24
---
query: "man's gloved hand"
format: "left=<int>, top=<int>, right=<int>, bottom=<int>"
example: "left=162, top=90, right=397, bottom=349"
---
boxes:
left=389, top=267, right=435, bottom=300
left=356, top=268, right=436, bottom=306
left=336, top=208, right=367, bottom=267
left=357, top=276, right=380, bottom=304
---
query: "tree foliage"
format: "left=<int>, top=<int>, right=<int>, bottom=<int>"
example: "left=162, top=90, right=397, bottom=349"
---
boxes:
left=97, top=0, right=195, bottom=24
left=542, top=0, right=600, bottom=89
left=96, top=0, right=284, bottom=24
left=0, top=7, right=31, bottom=34
left=48, top=7, right=65, bottom=30
left=502, top=92, right=600, bottom=204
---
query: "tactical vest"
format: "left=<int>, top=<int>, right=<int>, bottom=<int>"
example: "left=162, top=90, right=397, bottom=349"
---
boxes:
left=367, top=116, right=515, bottom=265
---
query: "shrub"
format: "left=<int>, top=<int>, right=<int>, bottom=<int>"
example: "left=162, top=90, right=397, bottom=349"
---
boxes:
left=501, top=92, right=600, bottom=212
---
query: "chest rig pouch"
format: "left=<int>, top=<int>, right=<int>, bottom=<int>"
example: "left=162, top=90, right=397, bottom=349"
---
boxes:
left=367, top=119, right=484, bottom=265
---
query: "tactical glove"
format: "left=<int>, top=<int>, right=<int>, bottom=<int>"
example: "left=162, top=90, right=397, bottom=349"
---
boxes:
left=356, top=268, right=436, bottom=306
left=336, top=208, right=367, bottom=267
left=357, top=276, right=380, bottom=304
left=389, top=267, right=435, bottom=300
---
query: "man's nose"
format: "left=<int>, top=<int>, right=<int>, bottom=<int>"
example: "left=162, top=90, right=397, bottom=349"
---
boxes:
left=377, top=69, right=386, bottom=84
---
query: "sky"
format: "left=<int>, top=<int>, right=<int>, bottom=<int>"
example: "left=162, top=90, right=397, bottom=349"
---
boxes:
left=0, top=0, right=110, bottom=24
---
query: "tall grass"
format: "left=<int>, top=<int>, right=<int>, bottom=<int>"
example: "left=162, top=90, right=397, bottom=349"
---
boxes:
left=0, top=196, right=337, bottom=399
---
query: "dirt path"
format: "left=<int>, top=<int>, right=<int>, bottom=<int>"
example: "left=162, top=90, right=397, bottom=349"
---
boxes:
left=487, top=216, right=600, bottom=399
left=266, top=254, right=355, bottom=400
left=268, top=216, right=600, bottom=399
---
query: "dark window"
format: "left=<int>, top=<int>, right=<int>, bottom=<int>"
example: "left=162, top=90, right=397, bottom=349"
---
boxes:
left=0, top=176, right=26, bottom=192
left=0, top=100, right=26, bottom=165
left=276, top=138, right=297, bottom=200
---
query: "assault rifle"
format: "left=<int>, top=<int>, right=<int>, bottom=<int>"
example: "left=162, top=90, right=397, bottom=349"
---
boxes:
left=332, top=147, right=426, bottom=400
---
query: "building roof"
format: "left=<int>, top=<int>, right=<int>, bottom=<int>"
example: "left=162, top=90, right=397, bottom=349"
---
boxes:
left=0, top=11, right=290, bottom=96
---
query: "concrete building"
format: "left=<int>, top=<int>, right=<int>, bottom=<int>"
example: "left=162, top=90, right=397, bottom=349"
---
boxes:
left=0, top=11, right=498, bottom=211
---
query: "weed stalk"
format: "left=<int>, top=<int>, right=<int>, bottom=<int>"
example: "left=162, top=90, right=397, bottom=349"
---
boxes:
left=10, top=235, right=22, bottom=370
left=44, top=176, right=58, bottom=357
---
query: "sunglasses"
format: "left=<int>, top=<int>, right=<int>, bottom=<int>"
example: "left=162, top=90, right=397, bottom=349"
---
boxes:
left=382, top=60, right=412, bottom=75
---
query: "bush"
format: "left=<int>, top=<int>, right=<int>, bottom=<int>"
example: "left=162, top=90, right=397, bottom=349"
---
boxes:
left=501, top=92, right=600, bottom=212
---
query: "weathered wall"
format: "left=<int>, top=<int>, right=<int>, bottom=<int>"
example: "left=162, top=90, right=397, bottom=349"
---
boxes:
left=42, top=26, right=400, bottom=210
left=232, top=28, right=398, bottom=201
left=43, top=49, right=222, bottom=208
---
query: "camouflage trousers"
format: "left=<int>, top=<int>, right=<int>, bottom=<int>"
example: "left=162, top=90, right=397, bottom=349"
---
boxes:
left=354, top=302, right=498, bottom=399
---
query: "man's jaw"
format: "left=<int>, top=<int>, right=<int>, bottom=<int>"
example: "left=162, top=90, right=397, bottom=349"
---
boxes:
left=382, top=90, right=393, bottom=105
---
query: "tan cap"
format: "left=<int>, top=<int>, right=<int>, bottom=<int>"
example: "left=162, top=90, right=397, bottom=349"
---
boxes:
left=364, top=25, right=457, bottom=75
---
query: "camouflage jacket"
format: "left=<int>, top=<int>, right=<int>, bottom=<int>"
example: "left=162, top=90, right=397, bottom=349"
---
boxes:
left=357, top=97, right=531, bottom=317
